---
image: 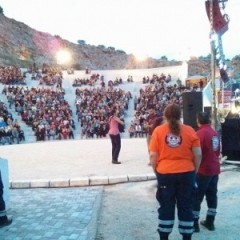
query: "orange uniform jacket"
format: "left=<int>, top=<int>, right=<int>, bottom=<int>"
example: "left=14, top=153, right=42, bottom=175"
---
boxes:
left=149, top=123, right=200, bottom=174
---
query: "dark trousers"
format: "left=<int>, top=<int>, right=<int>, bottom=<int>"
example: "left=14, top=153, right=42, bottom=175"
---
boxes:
left=0, top=172, right=6, bottom=216
left=156, top=171, right=195, bottom=238
left=193, top=174, right=218, bottom=219
left=109, top=134, right=121, bottom=161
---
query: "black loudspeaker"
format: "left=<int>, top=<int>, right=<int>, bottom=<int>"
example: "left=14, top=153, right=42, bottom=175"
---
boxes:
left=222, top=118, right=240, bottom=161
left=182, top=92, right=203, bottom=130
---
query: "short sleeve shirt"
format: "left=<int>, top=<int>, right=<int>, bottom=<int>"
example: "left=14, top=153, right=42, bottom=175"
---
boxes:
left=149, top=123, right=200, bottom=174
left=108, top=116, right=120, bottom=135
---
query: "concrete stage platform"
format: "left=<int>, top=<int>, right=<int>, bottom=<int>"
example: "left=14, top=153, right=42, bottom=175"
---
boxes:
left=0, top=138, right=236, bottom=189
left=0, top=138, right=154, bottom=188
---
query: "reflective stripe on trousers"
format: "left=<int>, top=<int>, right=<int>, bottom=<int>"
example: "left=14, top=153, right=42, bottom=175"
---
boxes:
left=156, top=171, right=195, bottom=236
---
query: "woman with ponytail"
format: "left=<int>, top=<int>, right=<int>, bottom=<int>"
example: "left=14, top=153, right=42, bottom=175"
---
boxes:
left=149, top=104, right=202, bottom=240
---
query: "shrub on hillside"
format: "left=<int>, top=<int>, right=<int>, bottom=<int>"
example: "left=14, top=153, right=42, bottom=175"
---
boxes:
left=77, top=40, right=86, bottom=45
left=0, top=6, right=4, bottom=14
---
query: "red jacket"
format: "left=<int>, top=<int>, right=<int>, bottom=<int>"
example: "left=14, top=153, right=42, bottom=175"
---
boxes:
left=197, top=124, right=220, bottom=176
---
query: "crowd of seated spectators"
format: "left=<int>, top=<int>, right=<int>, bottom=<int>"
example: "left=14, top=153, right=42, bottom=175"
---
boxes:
left=129, top=73, right=185, bottom=138
left=142, top=73, right=171, bottom=84
left=107, top=77, right=123, bottom=86
left=38, top=72, right=63, bottom=87
left=28, top=64, right=63, bottom=88
left=3, top=85, right=75, bottom=141
left=75, top=85, right=132, bottom=139
left=0, top=101, right=25, bottom=145
left=127, top=75, right=134, bottom=82
left=0, top=64, right=192, bottom=144
left=127, top=121, right=148, bottom=138
left=0, top=65, right=26, bottom=85
left=72, top=73, right=100, bottom=87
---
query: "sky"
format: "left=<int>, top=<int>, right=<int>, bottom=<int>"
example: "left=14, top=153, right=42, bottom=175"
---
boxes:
left=1, top=0, right=240, bottom=60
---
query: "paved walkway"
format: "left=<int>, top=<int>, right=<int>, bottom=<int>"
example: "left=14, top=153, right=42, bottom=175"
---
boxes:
left=1, top=187, right=102, bottom=240
left=0, top=138, right=238, bottom=240
left=0, top=138, right=151, bottom=240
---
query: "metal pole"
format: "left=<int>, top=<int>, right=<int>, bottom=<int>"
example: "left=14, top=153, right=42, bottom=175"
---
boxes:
left=222, top=82, right=224, bottom=108
left=210, top=0, right=217, bottom=129
left=211, top=41, right=217, bottom=129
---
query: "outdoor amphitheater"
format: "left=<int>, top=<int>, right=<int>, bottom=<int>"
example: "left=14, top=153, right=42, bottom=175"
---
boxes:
left=0, top=64, right=187, bottom=183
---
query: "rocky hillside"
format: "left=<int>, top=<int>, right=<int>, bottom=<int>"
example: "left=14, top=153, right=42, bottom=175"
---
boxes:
left=0, top=12, right=239, bottom=78
left=0, top=13, right=182, bottom=70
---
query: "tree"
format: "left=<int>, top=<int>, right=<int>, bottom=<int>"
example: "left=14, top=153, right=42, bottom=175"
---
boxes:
left=97, top=45, right=106, bottom=49
left=107, top=46, right=115, bottom=51
left=160, top=56, right=168, bottom=61
left=0, top=6, right=4, bottom=14
left=116, top=49, right=126, bottom=54
left=77, top=40, right=86, bottom=45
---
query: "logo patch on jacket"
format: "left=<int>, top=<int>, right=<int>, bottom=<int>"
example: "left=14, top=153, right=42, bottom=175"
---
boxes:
left=212, top=136, right=220, bottom=151
left=165, top=133, right=182, bottom=148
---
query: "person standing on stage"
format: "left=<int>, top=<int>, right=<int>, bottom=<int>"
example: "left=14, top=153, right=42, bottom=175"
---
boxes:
left=108, top=109, right=124, bottom=164
left=193, top=112, right=220, bottom=232
left=149, top=103, right=202, bottom=240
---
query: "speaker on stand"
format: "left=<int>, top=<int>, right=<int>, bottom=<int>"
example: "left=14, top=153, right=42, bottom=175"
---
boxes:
left=182, top=92, right=203, bottom=130
left=221, top=118, right=240, bottom=161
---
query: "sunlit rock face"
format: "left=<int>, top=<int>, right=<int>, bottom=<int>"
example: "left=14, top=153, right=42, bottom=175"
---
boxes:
left=0, top=14, right=185, bottom=70
left=2, top=13, right=239, bottom=78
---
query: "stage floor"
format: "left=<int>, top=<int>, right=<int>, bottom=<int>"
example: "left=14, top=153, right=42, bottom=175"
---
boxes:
left=0, top=138, right=151, bottom=182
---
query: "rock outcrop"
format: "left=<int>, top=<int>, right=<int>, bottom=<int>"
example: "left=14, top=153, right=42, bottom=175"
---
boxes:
left=0, top=13, right=181, bottom=70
